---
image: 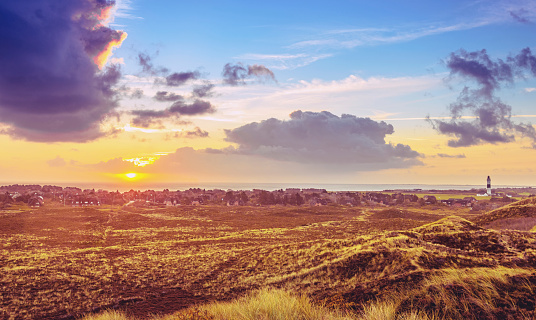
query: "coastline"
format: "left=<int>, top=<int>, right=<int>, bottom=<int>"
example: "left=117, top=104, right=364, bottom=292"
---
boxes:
left=0, top=181, right=533, bottom=193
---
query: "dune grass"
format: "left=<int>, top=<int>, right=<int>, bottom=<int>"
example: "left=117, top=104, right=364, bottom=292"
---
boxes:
left=82, top=288, right=436, bottom=320
left=81, top=266, right=536, bottom=320
left=81, top=289, right=353, bottom=320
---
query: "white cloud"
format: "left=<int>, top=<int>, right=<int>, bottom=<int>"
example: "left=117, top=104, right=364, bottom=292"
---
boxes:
left=211, top=73, right=445, bottom=124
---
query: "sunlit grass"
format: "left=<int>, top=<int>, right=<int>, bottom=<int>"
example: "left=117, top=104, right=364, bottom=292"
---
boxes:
left=3, top=201, right=536, bottom=319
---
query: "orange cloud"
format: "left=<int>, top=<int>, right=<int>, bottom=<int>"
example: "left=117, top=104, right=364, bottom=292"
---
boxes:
left=94, top=31, right=127, bottom=69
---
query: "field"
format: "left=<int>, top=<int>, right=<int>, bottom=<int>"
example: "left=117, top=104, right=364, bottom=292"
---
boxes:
left=2, top=200, right=536, bottom=319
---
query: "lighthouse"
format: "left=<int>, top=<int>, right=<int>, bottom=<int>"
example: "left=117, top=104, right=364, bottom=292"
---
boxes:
left=487, top=176, right=492, bottom=196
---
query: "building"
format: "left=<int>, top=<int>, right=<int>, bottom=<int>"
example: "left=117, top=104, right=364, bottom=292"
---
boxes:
left=487, top=176, right=492, bottom=196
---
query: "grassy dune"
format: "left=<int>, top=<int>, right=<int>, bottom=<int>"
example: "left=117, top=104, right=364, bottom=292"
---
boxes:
left=1, top=200, right=536, bottom=319
left=472, top=196, right=536, bottom=231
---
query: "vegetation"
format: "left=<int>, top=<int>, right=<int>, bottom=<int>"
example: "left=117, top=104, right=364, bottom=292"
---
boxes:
left=2, top=197, right=536, bottom=319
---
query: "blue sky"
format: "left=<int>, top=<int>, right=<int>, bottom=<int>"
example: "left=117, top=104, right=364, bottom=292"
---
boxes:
left=115, top=0, right=536, bottom=80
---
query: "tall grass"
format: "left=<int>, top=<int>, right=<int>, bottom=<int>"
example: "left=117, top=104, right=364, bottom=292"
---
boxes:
left=82, top=289, right=440, bottom=320
left=81, top=310, right=129, bottom=320
left=197, top=288, right=353, bottom=320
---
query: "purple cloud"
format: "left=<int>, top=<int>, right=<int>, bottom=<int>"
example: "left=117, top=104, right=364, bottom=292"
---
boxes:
left=430, top=48, right=536, bottom=148
left=0, top=0, right=126, bottom=142
left=131, top=100, right=215, bottom=128
left=154, top=91, right=184, bottom=102
left=222, top=63, right=277, bottom=86
left=224, top=110, right=421, bottom=167
left=165, top=71, right=201, bottom=87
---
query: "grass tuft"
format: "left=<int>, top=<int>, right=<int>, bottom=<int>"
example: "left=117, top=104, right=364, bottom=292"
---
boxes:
left=81, top=310, right=130, bottom=320
left=196, top=288, right=353, bottom=320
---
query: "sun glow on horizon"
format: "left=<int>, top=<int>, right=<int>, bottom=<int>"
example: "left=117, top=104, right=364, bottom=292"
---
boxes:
left=123, top=152, right=172, bottom=167
left=125, top=173, right=137, bottom=179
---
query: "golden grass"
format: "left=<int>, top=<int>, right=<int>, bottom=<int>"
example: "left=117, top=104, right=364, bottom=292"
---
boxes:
left=79, top=262, right=536, bottom=320
left=81, top=310, right=130, bottom=320
left=198, top=289, right=352, bottom=320
left=3, top=202, right=536, bottom=319
left=82, top=289, right=439, bottom=320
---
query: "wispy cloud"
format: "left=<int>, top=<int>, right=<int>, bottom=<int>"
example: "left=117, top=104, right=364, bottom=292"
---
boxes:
left=289, top=21, right=490, bottom=50
left=112, top=0, right=143, bottom=20
left=235, top=53, right=333, bottom=70
left=288, top=0, right=536, bottom=51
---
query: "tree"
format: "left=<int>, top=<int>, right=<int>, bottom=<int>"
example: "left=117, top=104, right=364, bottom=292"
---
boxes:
left=240, top=192, right=248, bottom=204
left=295, top=193, right=304, bottom=206
left=224, top=191, right=235, bottom=204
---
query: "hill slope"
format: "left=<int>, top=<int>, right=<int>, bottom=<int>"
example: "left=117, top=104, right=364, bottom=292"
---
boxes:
left=472, top=197, right=536, bottom=231
left=2, top=205, right=536, bottom=319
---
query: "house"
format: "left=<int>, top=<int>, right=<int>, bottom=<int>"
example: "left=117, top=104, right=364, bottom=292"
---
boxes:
left=28, top=196, right=44, bottom=207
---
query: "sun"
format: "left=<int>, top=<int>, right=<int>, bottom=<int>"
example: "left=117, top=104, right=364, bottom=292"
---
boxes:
left=125, top=173, right=137, bottom=179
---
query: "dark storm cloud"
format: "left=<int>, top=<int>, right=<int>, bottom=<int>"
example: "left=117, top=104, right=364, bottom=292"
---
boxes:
left=429, top=48, right=536, bottom=148
left=130, top=100, right=215, bottom=128
left=223, top=110, right=421, bottom=167
left=222, top=63, right=277, bottom=86
left=0, top=0, right=125, bottom=142
left=154, top=91, right=184, bottom=102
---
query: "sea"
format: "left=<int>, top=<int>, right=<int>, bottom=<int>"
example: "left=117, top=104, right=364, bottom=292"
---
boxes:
left=4, top=182, right=531, bottom=193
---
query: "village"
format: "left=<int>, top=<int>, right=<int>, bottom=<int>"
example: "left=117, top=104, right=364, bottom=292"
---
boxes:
left=0, top=183, right=533, bottom=212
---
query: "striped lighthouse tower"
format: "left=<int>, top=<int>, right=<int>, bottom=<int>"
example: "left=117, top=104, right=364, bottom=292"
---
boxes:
left=487, top=176, right=491, bottom=196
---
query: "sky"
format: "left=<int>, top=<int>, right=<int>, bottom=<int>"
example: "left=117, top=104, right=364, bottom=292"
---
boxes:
left=1, top=0, right=536, bottom=189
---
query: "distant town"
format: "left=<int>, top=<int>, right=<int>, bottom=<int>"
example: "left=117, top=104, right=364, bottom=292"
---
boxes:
left=1, top=183, right=535, bottom=212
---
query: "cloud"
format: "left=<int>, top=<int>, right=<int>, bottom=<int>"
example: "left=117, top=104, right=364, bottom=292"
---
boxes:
left=129, top=88, right=144, bottom=99
left=510, top=8, right=532, bottom=23
left=169, top=100, right=215, bottom=115
left=89, top=156, right=137, bottom=173
left=165, top=71, right=201, bottom=87
left=247, top=65, right=277, bottom=83
left=223, top=110, right=421, bottom=167
left=526, top=88, right=536, bottom=92
left=236, top=53, right=333, bottom=70
left=436, top=153, right=466, bottom=158
left=429, top=48, right=536, bottom=148
left=222, top=63, right=277, bottom=86
left=0, top=1, right=126, bottom=142
left=154, top=91, right=184, bottom=102
left=288, top=22, right=490, bottom=51
left=192, top=83, right=215, bottom=98
left=137, top=52, right=169, bottom=75
left=183, top=127, right=209, bottom=138
left=117, top=86, right=143, bottom=99
left=137, top=53, right=202, bottom=86
left=47, top=156, right=67, bottom=167
left=130, top=99, right=215, bottom=128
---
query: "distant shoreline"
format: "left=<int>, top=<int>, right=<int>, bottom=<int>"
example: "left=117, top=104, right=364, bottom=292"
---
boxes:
left=0, top=182, right=533, bottom=193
